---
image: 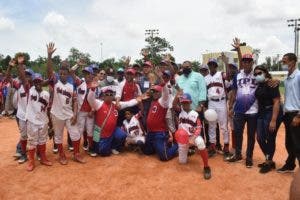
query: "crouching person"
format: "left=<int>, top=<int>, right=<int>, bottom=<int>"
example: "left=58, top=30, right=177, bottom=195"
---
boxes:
left=173, top=92, right=211, bottom=180
left=87, top=84, right=141, bottom=156
left=143, top=84, right=178, bottom=161
left=25, top=73, right=52, bottom=171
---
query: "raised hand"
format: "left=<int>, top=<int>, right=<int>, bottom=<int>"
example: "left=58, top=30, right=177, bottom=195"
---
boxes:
left=231, top=37, right=241, bottom=49
left=164, top=53, right=172, bottom=62
left=141, top=48, right=149, bottom=57
left=47, top=42, right=56, bottom=57
left=124, top=56, right=131, bottom=66
left=77, top=58, right=86, bottom=67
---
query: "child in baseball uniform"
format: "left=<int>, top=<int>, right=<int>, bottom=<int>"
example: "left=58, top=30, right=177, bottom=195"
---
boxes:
left=25, top=73, right=52, bottom=171
left=87, top=84, right=142, bottom=156
left=47, top=42, right=85, bottom=165
left=123, top=109, right=145, bottom=149
left=173, top=92, right=212, bottom=180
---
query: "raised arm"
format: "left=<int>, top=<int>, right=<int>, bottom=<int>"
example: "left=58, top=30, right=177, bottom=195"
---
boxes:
left=16, top=54, right=27, bottom=86
left=231, top=38, right=243, bottom=70
left=87, top=82, right=103, bottom=111
left=5, top=59, right=16, bottom=81
left=46, top=42, right=56, bottom=79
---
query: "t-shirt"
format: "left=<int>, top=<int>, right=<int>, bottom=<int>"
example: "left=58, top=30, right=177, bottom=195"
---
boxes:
left=255, top=83, right=280, bottom=112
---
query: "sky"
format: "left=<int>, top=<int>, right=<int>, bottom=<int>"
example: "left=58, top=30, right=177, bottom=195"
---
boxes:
left=0, top=0, right=299, bottom=64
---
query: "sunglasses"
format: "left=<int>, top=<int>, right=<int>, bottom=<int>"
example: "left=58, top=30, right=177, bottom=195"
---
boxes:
left=242, top=59, right=253, bottom=63
left=104, top=93, right=114, bottom=96
left=100, top=72, right=106, bottom=75
left=254, top=71, right=263, bottom=76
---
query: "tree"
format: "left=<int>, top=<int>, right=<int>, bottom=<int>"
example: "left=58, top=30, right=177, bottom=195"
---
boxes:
left=0, top=55, right=12, bottom=70
left=191, top=61, right=201, bottom=71
left=100, top=58, right=125, bottom=70
left=67, top=47, right=91, bottom=66
left=142, top=35, right=174, bottom=65
left=264, top=56, right=272, bottom=71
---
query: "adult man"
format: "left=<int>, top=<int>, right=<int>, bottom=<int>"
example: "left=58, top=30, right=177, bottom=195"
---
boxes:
left=277, top=53, right=300, bottom=173
left=205, top=58, right=230, bottom=159
left=228, top=54, right=258, bottom=168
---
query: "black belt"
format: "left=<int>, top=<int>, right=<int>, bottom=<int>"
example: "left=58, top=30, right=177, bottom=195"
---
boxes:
left=210, top=97, right=225, bottom=102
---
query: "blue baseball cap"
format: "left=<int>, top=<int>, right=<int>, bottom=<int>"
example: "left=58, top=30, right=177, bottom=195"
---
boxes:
left=32, top=73, right=43, bottom=82
left=82, top=66, right=93, bottom=74
left=25, top=68, right=34, bottom=76
left=163, top=70, right=171, bottom=77
left=207, top=58, right=218, bottom=66
left=180, top=93, right=192, bottom=103
left=90, top=64, right=99, bottom=70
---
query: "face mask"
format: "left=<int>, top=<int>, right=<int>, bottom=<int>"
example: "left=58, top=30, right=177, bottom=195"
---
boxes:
left=281, top=64, right=288, bottom=71
left=107, top=76, right=114, bottom=83
left=182, top=68, right=192, bottom=76
left=255, top=74, right=265, bottom=83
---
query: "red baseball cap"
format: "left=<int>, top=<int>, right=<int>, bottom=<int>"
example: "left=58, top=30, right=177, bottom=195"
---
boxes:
left=242, top=54, right=253, bottom=60
left=126, top=68, right=136, bottom=75
left=150, top=85, right=162, bottom=92
left=143, top=61, right=153, bottom=68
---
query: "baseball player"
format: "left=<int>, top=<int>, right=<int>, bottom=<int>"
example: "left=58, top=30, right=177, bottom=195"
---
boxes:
left=87, top=84, right=142, bottom=156
left=173, top=92, right=211, bottom=180
left=205, top=58, right=230, bottom=160
left=25, top=73, right=52, bottom=171
left=47, top=42, right=85, bottom=165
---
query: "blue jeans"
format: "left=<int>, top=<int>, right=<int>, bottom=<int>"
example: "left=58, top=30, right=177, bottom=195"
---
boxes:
left=233, top=113, right=257, bottom=159
left=257, top=108, right=283, bottom=160
left=94, top=127, right=126, bottom=156
left=143, top=132, right=178, bottom=161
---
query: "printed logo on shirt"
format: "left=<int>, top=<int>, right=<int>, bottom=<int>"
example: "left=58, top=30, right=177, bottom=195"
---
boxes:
left=56, top=87, right=72, bottom=98
left=151, top=105, right=158, bottom=113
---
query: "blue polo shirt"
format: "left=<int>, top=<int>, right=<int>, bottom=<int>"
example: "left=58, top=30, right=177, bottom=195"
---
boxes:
left=284, top=69, right=300, bottom=113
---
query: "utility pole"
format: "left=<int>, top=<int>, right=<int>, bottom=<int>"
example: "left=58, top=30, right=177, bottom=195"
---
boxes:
left=145, top=29, right=159, bottom=38
left=100, top=42, right=103, bottom=62
left=287, top=18, right=300, bottom=57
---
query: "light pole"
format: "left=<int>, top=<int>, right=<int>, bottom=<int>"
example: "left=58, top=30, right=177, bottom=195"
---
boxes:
left=287, top=18, right=300, bottom=57
left=145, top=29, right=159, bottom=38
left=100, top=42, right=103, bottom=62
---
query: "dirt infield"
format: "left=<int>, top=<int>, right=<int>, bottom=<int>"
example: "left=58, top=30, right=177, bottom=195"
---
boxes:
left=0, top=118, right=296, bottom=200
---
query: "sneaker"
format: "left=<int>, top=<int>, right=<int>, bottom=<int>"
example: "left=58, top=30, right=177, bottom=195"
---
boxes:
left=203, top=167, right=212, bottom=180
left=188, top=148, right=196, bottom=157
left=112, top=149, right=120, bottom=155
left=88, top=149, right=97, bottom=157
left=246, top=159, right=253, bottom=168
left=258, top=161, right=275, bottom=169
left=18, top=154, right=28, bottom=164
left=52, top=148, right=58, bottom=154
left=259, top=162, right=274, bottom=174
left=83, top=145, right=89, bottom=151
left=68, top=146, right=74, bottom=151
left=228, top=154, right=242, bottom=163
left=223, top=152, right=233, bottom=161
left=277, top=165, right=295, bottom=173
left=14, top=152, right=22, bottom=158
left=216, top=143, right=223, bottom=153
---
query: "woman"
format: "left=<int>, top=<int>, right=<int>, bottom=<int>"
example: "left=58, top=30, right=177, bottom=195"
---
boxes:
left=254, top=65, right=283, bottom=173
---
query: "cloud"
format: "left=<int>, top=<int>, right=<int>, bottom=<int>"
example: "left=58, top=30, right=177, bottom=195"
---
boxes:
left=43, top=11, right=67, bottom=27
left=0, top=17, right=15, bottom=31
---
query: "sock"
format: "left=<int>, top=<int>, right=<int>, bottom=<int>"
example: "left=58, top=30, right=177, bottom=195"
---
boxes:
left=199, top=149, right=209, bottom=167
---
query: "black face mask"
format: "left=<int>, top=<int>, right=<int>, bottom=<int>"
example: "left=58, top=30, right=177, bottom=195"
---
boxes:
left=182, top=68, right=192, bottom=76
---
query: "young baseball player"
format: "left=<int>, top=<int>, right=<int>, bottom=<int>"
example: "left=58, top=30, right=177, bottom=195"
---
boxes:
left=123, top=108, right=145, bottom=148
left=173, top=92, right=211, bottom=180
left=47, top=42, right=85, bottom=165
left=143, top=84, right=178, bottom=161
left=87, top=84, right=142, bottom=156
left=70, top=66, right=96, bottom=157
left=25, top=73, right=52, bottom=171
left=205, top=58, right=230, bottom=160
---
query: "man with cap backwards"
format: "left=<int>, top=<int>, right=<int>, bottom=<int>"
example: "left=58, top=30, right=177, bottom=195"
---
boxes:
left=25, top=72, right=52, bottom=171
left=6, top=54, right=34, bottom=164
left=143, top=83, right=178, bottom=161
left=46, top=42, right=86, bottom=165
left=228, top=53, right=258, bottom=168
left=70, top=65, right=97, bottom=157
left=173, top=92, right=211, bottom=179
left=87, top=83, right=142, bottom=156
left=205, top=58, right=231, bottom=160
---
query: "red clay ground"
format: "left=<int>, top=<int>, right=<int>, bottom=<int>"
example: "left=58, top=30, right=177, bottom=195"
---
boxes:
left=0, top=117, right=297, bottom=200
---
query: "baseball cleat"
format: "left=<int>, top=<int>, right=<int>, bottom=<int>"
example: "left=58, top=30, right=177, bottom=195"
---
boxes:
left=203, top=167, right=212, bottom=180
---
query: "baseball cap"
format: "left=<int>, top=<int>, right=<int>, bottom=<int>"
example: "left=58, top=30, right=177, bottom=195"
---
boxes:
left=32, top=73, right=43, bottom=82
left=150, top=85, right=163, bottom=93
left=242, top=54, right=253, bottom=60
left=90, top=64, right=99, bottom=70
left=180, top=93, right=192, bottom=103
left=142, top=61, right=153, bottom=68
left=25, top=68, right=34, bottom=76
left=82, top=66, right=93, bottom=74
left=132, top=63, right=141, bottom=68
left=126, top=68, right=136, bottom=75
left=229, top=63, right=238, bottom=69
left=117, top=67, right=124, bottom=73
left=207, top=58, right=218, bottom=65
left=199, top=64, right=209, bottom=70
left=163, top=70, right=171, bottom=77
left=101, top=85, right=115, bottom=93
left=160, top=60, right=169, bottom=66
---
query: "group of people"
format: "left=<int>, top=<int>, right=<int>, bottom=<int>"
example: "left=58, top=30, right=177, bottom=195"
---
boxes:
left=0, top=38, right=300, bottom=180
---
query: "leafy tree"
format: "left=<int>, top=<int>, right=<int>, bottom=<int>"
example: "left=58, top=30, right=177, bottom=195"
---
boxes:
left=67, top=47, right=91, bottom=66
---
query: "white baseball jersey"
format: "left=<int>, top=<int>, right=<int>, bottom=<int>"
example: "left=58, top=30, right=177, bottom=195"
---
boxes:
left=16, top=84, right=29, bottom=121
left=25, top=87, right=49, bottom=125
left=50, top=80, right=76, bottom=120
left=205, top=71, right=226, bottom=99
left=76, top=81, right=88, bottom=111
left=123, top=115, right=144, bottom=137
left=178, top=110, right=201, bottom=136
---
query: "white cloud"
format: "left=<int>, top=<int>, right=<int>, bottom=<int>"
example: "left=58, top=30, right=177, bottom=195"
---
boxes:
left=43, top=11, right=67, bottom=27
left=0, top=17, right=15, bottom=31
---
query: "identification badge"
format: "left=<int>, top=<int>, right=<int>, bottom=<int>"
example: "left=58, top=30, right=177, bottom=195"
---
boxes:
left=143, top=81, right=150, bottom=88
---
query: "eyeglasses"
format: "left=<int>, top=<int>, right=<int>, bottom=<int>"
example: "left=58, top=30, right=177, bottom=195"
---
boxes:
left=100, top=72, right=106, bottom=75
left=254, top=71, right=263, bottom=76
left=104, top=93, right=114, bottom=96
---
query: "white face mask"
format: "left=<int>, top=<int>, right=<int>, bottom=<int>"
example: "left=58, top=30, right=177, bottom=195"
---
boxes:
left=255, top=74, right=265, bottom=83
left=107, top=76, right=114, bottom=83
left=281, top=64, right=288, bottom=71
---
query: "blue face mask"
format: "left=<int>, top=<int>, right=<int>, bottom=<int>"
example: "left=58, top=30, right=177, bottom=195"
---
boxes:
left=281, top=64, right=288, bottom=71
left=255, top=74, right=265, bottom=83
